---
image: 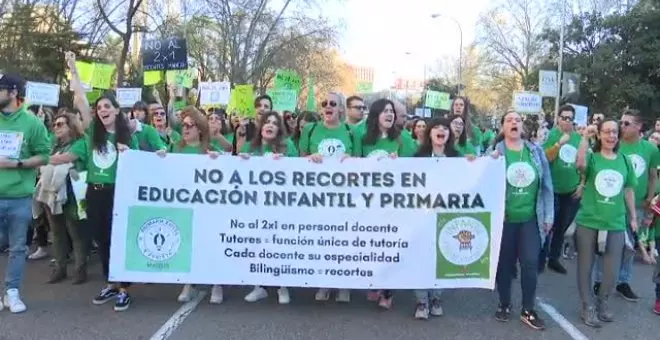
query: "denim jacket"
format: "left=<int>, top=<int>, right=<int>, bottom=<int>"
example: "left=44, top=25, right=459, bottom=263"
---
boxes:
left=494, top=140, right=555, bottom=244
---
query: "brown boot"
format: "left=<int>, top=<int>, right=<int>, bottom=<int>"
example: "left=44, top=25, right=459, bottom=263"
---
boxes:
left=47, top=268, right=67, bottom=284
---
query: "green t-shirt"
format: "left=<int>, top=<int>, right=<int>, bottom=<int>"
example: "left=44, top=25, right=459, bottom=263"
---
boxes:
left=169, top=143, right=206, bottom=154
left=240, top=138, right=298, bottom=157
left=299, top=122, right=354, bottom=157
left=482, top=129, right=496, bottom=150
left=469, top=125, right=483, bottom=147
left=543, top=128, right=582, bottom=193
left=454, top=141, right=477, bottom=156
left=134, top=123, right=167, bottom=151
left=504, top=145, right=539, bottom=222
left=575, top=153, right=637, bottom=231
left=618, top=139, right=660, bottom=205
left=352, top=127, right=416, bottom=158
left=70, top=133, right=139, bottom=184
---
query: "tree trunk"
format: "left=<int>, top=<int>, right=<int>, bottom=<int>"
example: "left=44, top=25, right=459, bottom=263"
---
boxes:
left=115, top=34, right=131, bottom=87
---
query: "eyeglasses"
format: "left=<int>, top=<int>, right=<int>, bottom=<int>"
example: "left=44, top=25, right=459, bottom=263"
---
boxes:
left=559, top=115, right=574, bottom=121
left=321, top=100, right=337, bottom=108
left=451, top=120, right=464, bottom=127
left=351, top=105, right=367, bottom=111
left=53, top=121, right=67, bottom=128
left=183, top=122, right=197, bottom=129
left=153, top=111, right=166, bottom=117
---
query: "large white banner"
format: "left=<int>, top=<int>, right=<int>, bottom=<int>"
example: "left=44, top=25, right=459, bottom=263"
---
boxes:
left=109, top=151, right=505, bottom=289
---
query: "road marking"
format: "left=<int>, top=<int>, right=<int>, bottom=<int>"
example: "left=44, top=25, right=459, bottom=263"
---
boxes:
left=150, top=290, right=207, bottom=340
left=537, top=298, right=590, bottom=340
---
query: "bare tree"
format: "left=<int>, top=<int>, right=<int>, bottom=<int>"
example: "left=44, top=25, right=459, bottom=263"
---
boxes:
left=477, top=0, right=548, bottom=90
left=95, top=0, right=144, bottom=86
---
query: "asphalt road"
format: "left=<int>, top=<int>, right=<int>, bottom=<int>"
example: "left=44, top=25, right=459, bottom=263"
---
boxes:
left=0, top=253, right=658, bottom=340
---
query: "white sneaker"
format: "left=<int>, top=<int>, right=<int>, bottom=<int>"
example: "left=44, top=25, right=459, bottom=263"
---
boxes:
left=177, top=284, right=197, bottom=303
left=336, top=289, right=351, bottom=303
left=277, top=287, right=290, bottom=304
left=28, top=247, right=48, bottom=260
left=315, top=288, right=330, bottom=301
left=3, top=289, right=26, bottom=313
left=244, top=286, right=268, bottom=302
left=209, top=285, right=223, bottom=304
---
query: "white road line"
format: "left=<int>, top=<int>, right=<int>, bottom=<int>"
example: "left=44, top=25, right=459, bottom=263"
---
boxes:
left=150, top=290, right=207, bottom=340
left=537, top=298, right=590, bottom=340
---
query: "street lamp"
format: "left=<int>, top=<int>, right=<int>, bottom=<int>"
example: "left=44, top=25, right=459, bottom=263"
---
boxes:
left=431, top=13, right=463, bottom=95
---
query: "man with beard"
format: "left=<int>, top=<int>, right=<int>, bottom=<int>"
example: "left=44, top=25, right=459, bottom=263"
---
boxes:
left=0, top=74, right=52, bottom=313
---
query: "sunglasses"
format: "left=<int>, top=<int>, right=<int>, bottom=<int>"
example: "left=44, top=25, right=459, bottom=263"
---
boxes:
left=351, top=105, right=367, bottom=111
left=559, top=115, right=574, bottom=121
left=321, top=100, right=337, bottom=108
left=53, top=121, right=67, bottom=128
left=183, top=122, right=197, bottom=129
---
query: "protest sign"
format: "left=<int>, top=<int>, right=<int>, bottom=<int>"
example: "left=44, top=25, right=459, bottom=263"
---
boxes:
left=228, top=84, right=255, bottom=118
left=274, top=70, right=301, bottom=92
left=200, top=82, right=231, bottom=106
left=271, top=89, right=297, bottom=112
left=25, top=82, right=60, bottom=106
left=71, top=171, right=88, bottom=220
left=144, top=71, right=163, bottom=86
left=512, top=92, right=542, bottom=113
left=166, top=69, right=195, bottom=88
left=116, top=88, right=142, bottom=108
left=90, top=63, right=116, bottom=89
left=425, top=91, right=450, bottom=110
left=569, top=103, right=589, bottom=127
left=109, top=152, right=505, bottom=289
left=539, top=70, right=558, bottom=97
left=142, top=38, right=188, bottom=71
left=0, top=131, right=24, bottom=158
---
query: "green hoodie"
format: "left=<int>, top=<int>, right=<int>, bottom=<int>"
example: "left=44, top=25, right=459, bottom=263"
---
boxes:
left=0, top=105, right=52, bottom=198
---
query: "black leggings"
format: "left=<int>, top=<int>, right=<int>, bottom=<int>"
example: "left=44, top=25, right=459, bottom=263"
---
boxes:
left=86, top=184, right=130, bottom=288
left=26, top=215, right=49, bottom=247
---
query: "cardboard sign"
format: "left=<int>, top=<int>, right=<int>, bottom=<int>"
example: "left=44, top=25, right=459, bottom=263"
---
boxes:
left=199, top=82, right=230, bottom=106
left=116, top=88, right=142, bottom=108
left=25, top=82, right=60, bottom=106
left=142, top=38, right=188, bottom=71
left=513, top=92, right=542, bottom=113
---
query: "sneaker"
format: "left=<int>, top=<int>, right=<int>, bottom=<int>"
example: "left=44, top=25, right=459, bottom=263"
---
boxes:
left=114, top=291, right=131, bottom=312
left=92, top=286, right=119, bottom=305
left=315, top=288, right=330, bottom=301
left=547, top=259, right=567, bottom=274
left=580, top=305, right=601, bottom=328
left=414, top=303, right=429, bottom=320
left=177, top=284, right=197, bottom=303
left=277, top=287, right=290, bottom=304
left=430, top=299, right=444, bottom=316
left=336, top=289, right=351, bottom=302
left=244, top=286, right=268, bottom=302
left=209, top=285, right=223, bottom=304
left=378, top=296, right=392, bottom=309
left=367, top=290, right=380, bottom=301
left=495, top=304, right=511, bottom=322
left=3, top=289, right=27, bottom=313
left=520, top=309, right=545, bottom=330
left=593, top=282, right=601, bottom=297
left=616, top=283, right=639, bottom=302
left=654, top=299, right=660, bottom=315
left=28, top=247, right=48, bottom=260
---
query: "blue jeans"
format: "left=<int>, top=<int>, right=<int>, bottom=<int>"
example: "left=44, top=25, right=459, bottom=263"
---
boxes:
left=0, top=197, right=32, bottom=291
left=496, top=218, right=541, bottom=310
left=593, top=207, right=642, bottom=284
left=540, top=191, right=580, bottom=263
left=655, top=241, right=660, bottom=299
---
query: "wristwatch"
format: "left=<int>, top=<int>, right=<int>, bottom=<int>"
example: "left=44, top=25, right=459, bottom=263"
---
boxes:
left=16, top=160, right=23, bottom=168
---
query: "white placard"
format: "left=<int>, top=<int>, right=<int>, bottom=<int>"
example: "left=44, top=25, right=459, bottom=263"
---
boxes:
left=569, top=103, right=589, bottom=127
left=26, top=82, right=60, bottom=106
left=70, top=171, right=88, bottom=219
left=200, top=81, right=230, bottom=106
left=0, top=131, right=24, bottom=158
left=513, top=92, right=542, bottom=114
left=539, top=70, right=558, bottom=97
left=109, top=151, right=506, bottom=289
left=116, top=88, right=142, bottom=108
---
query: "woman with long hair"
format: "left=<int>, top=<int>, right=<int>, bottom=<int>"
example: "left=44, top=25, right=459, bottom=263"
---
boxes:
left=240, top=111, right=296, bottom=304
left=291, top=111, right=319, bottom=151
left=411, top=118, right=426, bottom=144
left=354, top=99, right=414, bottom=158
left=40, top=112, right=89, bottom=284
left=50, top=94, right=139, bottom=312
left=207, top=109, right=233, bottom=153
left=282, top=110, right=297, bottom=136
left=491, top=109, right=553, bottom=330
left=449, top=114, right=477, bottom=156
left=451, top=96, right=482, bottom=154
left=167, top=107, right=225, bottom=304
left=573, top=120, right=637, bottom=328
